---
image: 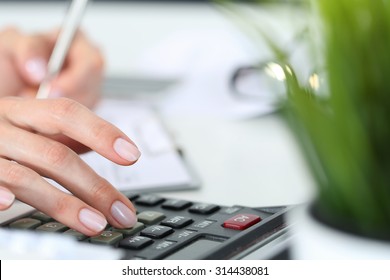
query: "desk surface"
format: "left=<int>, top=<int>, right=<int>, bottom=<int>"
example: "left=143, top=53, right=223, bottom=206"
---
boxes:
left=158, top=115, right=315, bottom=208
left=0, top=2, right=315, bottom=208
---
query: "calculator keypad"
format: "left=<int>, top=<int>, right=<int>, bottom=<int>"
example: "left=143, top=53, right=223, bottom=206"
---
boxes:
left=3, top=193, right=285, bottom=260
left=137, top=211, right=165, bottom=225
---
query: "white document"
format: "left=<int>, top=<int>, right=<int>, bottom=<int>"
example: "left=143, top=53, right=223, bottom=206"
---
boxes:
left=80, top=98, right=198, bottom=192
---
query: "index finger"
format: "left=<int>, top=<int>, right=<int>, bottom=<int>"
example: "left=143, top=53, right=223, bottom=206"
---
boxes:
left=2, top=97, right=141, bottom=165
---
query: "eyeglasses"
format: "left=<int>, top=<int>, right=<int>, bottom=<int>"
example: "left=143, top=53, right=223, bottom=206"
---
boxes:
left=230, top=60, right=325, bottom=110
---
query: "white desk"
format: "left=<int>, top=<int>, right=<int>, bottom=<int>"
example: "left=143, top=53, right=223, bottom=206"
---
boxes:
left=0, top=1, right=315, bottom=208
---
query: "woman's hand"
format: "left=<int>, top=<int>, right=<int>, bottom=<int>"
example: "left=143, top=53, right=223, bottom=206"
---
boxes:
left=0, top=27, right=104, bottom=108
left=0, top=97, right=141, bottom=236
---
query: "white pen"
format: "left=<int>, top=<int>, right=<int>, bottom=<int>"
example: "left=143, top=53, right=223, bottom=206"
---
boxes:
left=36, top=0, right=89, bottom=99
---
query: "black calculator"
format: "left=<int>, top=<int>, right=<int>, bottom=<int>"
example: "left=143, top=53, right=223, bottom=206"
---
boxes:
left=1, top=192, right=290, bottom=260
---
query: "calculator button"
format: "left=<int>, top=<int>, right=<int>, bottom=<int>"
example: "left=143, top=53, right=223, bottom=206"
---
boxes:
left=9, top=218, right=41, bottom=230
left=189, top=203, right=220, bottom=215
left=166, top=230, right=198, bottom=242
left=124, top=192, right=140, bottom=200
left=36, top=222, right=68, bottom=233
left=31, top=212, right=53, bottom=223
left=137, top=211, right=166, bottom=225
left=135, top=195, right=165, bottom=206
left=188, top=220, right=215, bottom=230
left=219, top=207, right=242, bottom=215
left=140, top=225, right=173, bottom=239
left=223, top=214, right=261, bottom=230
left=90, top=231, right=123, bottom=245
left=112, top=222, right=144, bottom=236
left=63, top=229, right=88, bottom=241
left=161, top=216, right=193, bottom=229
left=162, top=200, right=192, bottom=210
left=152, top=240, right=176, bottom=251
left=119, top=236, right=154, bottom=250
left=135, top=240, right=177, bottom=259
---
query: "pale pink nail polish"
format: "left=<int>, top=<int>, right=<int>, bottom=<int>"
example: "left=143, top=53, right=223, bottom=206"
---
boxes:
left=25, top=58, right=47, bottom=83
left=79, top=208, right=107, bottom=232
left=0, top=188, right=15, bottom=208
left=111, top=200, right=137, bottom=228
left=113, top=138, right=141, bottom=162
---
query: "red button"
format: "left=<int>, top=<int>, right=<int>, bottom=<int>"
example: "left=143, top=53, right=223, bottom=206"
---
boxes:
left=223, top=214, right=261, bottom=230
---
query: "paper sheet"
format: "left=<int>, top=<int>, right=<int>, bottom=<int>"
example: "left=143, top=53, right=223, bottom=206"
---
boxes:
left=80, top=98, right=198, bottom=192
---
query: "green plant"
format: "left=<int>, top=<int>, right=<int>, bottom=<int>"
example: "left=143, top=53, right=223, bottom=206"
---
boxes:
left=280, top=0, right=390, bottom=239
left=219, top=0, right=390, bottom=239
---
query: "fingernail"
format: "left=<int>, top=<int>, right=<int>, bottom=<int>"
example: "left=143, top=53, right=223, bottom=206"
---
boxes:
left=25, top=58, right=47, bottom=83
left=79, top=208, right=107, bottom=233
left=113, top=138, right=141, bottom=162
left=0, top=188, right=15, bottom=208
left=111, top=200, right=137, bottom=228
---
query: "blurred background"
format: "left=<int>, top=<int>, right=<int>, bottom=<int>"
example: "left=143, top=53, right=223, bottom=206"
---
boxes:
left=0, top=0, right=314, bottom=208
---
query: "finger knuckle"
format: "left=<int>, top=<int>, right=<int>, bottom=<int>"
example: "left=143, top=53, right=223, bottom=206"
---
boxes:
left=43, top=142, right=71, bottom=168
left=3, top=163, right=29, bottom=186
left=50, top=98, right=82, bottom=120
left=89, top=120, right=113, bottom=140
left=53, top=195, right=75, bottom=216
left=89, top=177, right=114, bottom=203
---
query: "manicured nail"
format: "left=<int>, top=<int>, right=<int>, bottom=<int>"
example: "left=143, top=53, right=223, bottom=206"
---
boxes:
left=111, top=200, right=137, bottom=228
left=113, top=138, right=141, bottom=162
left=79, top=208, right=107, bottom=233
left=25, top=58, right=47, bottom=83
left=0, top=188, right=15, bottom=208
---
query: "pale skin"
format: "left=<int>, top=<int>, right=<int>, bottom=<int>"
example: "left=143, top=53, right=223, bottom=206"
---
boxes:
left=0, top=27, right=141, bottom=236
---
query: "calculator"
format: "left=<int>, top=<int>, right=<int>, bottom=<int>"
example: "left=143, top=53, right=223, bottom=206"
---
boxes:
left=1, top=192, right=291, bottom=260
